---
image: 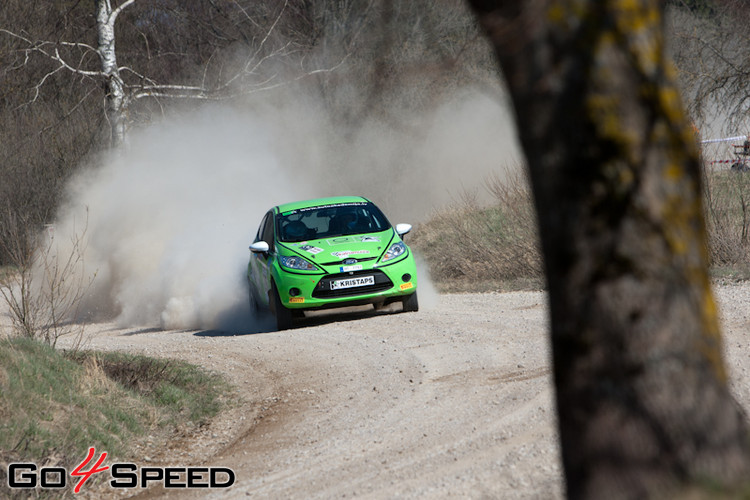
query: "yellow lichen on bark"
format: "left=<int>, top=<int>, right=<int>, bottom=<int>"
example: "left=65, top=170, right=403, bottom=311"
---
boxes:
left=582, top=0, right=727, bottom=384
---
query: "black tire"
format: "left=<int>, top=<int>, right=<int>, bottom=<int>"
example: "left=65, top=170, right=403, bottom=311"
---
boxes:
left=270, top=284, right=293, bottom=331
left=402, top=291, right=419, bottom=312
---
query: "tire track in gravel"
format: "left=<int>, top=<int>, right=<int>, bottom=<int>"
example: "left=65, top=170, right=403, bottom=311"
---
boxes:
left=43, top=284, right=750, bottom=499
left=64, top=291, right=562, bottom=499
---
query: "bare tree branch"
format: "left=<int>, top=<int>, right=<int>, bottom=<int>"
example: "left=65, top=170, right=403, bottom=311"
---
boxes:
left=1, top=0, right=347, bottom=147
left=109, top=0, right=137, bottom=23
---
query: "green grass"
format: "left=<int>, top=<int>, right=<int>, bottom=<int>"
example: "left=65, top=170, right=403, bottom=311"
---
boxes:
left=710, top=264, right=750, bottom=283
left=0, top=337, right=232, bottom=495
left=66, top=350, right=228, bottom=425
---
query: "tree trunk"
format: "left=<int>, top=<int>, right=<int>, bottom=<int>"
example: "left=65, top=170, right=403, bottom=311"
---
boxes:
left=464, top=1, right=750, bottom=497
left=96, top=0, right=127, bottom=148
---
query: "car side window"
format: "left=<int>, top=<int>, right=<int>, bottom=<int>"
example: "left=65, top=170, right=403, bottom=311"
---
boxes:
left=262, top=211, right=275, bottom=251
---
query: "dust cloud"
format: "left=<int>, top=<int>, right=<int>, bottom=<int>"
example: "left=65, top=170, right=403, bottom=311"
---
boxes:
left=54, top=90, right=520, bottom=332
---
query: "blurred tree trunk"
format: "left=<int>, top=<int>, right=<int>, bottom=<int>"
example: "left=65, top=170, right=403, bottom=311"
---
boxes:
left=464, top=0, right=750, bottom=498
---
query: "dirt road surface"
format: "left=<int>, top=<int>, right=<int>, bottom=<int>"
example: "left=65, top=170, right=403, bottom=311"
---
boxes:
left=60, top=285, right=750, bottom=499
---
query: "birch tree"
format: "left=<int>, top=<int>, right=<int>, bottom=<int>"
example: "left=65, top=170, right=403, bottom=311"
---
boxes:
left=2, top=0, right=320, bottom=148
left=464, top=0, right=750, bottom=498
left=98, top=0, right=130, bottom=147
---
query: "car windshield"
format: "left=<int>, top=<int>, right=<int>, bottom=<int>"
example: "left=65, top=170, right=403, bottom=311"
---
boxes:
left=276, top=202, right=391, bottom=243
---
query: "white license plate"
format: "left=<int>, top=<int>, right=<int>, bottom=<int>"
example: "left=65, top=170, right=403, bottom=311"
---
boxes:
left=331, top=276, right=375, bottom=290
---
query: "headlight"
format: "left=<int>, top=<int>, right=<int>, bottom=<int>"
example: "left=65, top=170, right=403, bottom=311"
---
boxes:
left=279, top=255, right=319, bottom=271
left=381, top=241, right=406, bottom=262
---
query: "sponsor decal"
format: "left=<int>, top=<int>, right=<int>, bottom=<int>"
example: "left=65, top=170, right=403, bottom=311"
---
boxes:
left=289, top=297, right=304, bottom=304
left=5, top=447, right=235, bottom=493
left=331, top=250, right=369, bottom=258
left=400, top=282, right=414, bottom=290
left=299, top=245, right=324, bottom=254
left=360, top=236, right=380, bottom=243
left=284, top=202, right=367, bottom=216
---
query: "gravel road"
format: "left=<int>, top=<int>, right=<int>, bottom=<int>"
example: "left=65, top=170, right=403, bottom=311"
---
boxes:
left=58, top=284, right=750, bottom=499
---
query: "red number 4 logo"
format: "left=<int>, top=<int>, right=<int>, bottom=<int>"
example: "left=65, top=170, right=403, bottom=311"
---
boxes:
left=71, top=447, right=109, bottom=493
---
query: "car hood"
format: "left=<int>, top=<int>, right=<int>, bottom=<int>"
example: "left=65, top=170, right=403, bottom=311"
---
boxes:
left=278, top=229, right=396, bottom=266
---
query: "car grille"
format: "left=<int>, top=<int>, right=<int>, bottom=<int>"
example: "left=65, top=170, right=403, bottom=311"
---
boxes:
left=320, top=256, right=378, bottom=266
left=313, top=270, right=393, bottom=299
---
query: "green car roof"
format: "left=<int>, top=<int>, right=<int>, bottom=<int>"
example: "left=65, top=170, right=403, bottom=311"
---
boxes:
left=275, top=196, right=370, bottom=214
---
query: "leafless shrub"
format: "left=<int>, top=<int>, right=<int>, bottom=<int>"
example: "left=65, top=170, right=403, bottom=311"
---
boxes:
left=703, top=169, right=750, bottom=266
left=411, top=165, right=542, bottom=288
left=0, top=207, right=95, bottom=349
left=668, top=1, right=750, bottom=136
left=415, top=160, right=750, bottom=288
left=483, top=169, right=542, bottom=277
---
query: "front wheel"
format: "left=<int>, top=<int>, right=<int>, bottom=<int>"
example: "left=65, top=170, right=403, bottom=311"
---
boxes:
left=270, top=285, right=293, bottom=331
left=402, top=291, right=419, bottom=312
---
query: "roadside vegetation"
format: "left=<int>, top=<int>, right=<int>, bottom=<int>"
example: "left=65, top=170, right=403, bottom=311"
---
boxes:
left=413, top=166, right=750, bottom=291
left=704, top=170, right=750, bottom=281
left=411, top=168, right=543, bottom=292
left=0, top=337, right=230, bottom=496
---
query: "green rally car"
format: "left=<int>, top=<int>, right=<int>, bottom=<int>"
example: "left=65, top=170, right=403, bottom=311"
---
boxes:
left=247, top=196, right=418, bottom=330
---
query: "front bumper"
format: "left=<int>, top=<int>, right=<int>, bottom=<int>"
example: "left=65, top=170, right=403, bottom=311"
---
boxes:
left=273, top=255, right=417, bottom=310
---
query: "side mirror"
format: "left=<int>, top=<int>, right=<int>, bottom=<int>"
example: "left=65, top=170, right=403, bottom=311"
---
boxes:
left=395, top=223, right=412, bottom=237
left=249, top=241, right=270, bottom=253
